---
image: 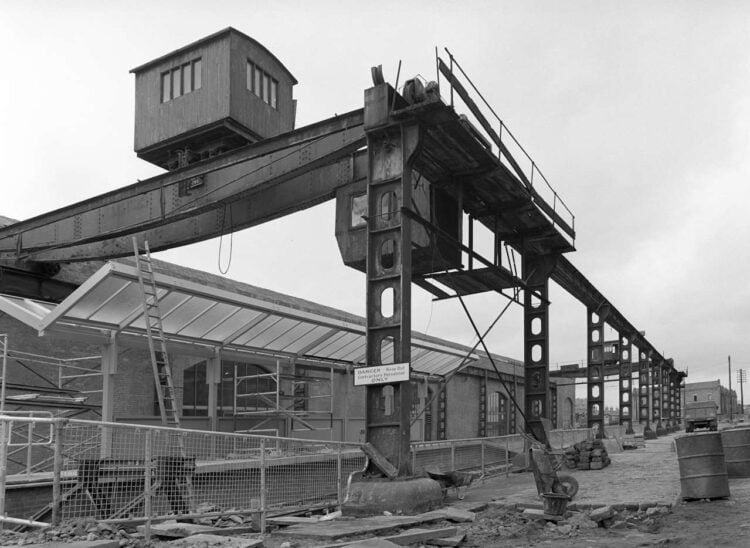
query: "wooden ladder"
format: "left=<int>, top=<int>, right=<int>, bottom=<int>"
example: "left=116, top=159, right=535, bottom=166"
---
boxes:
left=131, top=238, right=180, bottom=428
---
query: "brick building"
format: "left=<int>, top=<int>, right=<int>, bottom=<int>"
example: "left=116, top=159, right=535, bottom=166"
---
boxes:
left=684, top=380, right=738, bottom=418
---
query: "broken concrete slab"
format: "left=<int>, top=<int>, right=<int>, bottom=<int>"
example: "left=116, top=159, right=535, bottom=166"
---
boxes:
left=342, top=539, right=401, bottom=548
left=418, top=506, right=475, bottom=522
left=316, top=527, right=457, bottom=548
left=589, top=505, right=614, bottom=522
left=430, top=533, right=467, bottom=547
left=22, top=542, right=120, bottom=548
left=137, top=520, right=257, bottom=538
left=522, top=508, right=563, bottom=522
left=167, top=533, right=263, bottom=548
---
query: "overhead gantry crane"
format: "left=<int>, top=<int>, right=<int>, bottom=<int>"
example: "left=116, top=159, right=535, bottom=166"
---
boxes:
left=0, top=29, right=683, bottom=479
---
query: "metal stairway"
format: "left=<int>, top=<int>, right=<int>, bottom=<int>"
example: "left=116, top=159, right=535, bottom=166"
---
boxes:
left=131, top=237, right=180, bottom=428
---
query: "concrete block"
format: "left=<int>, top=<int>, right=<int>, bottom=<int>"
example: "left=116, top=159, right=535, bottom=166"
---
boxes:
left=343, top=477, right=443, bottom=516
left=167, top=534, right=263, bottom=547
left=589, top=505, right=614, bottom=522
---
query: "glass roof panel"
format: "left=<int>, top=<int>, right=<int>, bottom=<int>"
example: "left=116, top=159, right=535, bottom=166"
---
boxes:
left=129, top=291, right=194, bottom=330
left=266, top=322, right=321, bottom=353
left=325, top=334, right=366, bottom=360
left=232, top=315, right=285, bottom=347
left=305, top=330, right=350, bottom=356
left=203, top=308, right=266, bottom=342
left=281, top=325, right=338, bottom=354
left=245, top=317, right=301, bottom=349
left=176, top=302, right=242, bottom=339
left=66, top=277, right=133, bottom=321
left=336, top=341, right=367, bottom=362
left=310, top=332, right=360, bottom=358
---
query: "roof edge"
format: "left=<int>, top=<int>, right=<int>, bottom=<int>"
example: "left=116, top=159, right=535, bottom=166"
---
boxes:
left=129, top=27, right=298, bottom=84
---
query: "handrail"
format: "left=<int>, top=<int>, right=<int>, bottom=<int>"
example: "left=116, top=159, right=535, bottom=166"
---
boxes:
left=438, top=48, right=575, bottom=241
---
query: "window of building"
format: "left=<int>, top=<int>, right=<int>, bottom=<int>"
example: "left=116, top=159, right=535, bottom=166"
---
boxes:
left=487, top=391, right=508, bottom=437
left=246, top=60, right=278, bottom=109
left=181, top=359, right=275, bottom=416
left=160, top=58, right=202, bottom=103
left=707, top=393, right=713, bottom=400
left=693, top=394, right=698, bottom=401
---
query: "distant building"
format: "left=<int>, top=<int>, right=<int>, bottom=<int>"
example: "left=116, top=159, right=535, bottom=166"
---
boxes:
left=684, top=380, right=738, bottom=417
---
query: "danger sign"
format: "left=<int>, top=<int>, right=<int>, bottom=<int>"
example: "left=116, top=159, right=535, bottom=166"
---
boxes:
left=353, top=363, right=410, bottom=386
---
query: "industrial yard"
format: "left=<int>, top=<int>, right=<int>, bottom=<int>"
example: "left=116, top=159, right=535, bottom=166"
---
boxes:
left=2, top=2, right=750, bottom=547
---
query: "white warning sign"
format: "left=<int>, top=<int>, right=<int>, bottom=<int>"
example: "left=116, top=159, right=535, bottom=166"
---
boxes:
left=353, top=363, right=410, bottom=386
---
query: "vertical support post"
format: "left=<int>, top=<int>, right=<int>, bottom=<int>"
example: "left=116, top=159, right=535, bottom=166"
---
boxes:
left=100, top=334, right=118, bottom=458
left=550, top=385, right=558, bottom=428
left=51, top=419, right=64, bottom=525
left=336, top=442, right=343, bottom=507
left=661, top=360, right=672, bottom=434
left=479, top=372, right=487, bottom=437
left=639, top=350, right=653, bottom=437
left=651, top=357, right=662, bottom=436
left=260, top=438, right=266, bottom=533
left=619, top=334, right=634, bottom=434
left=144, top=429, right=153, bottom=542
left=363, top=84, right=420, bottom=475
left=207, top=349, right=221, bottom=433
left=0, top=420, right=8, bottom=525
left=586, top=305, right=607, bottom=439
left=522, top=253, right=554, bottom=445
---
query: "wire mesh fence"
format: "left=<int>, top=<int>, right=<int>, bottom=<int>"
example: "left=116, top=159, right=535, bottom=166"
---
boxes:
left=0, top=416, right=365, bottom=530
left=0, top=416, right=592, bottom=530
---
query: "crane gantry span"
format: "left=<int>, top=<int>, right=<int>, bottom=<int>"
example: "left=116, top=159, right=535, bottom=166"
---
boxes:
left=0, top=30, right=682, bottom=477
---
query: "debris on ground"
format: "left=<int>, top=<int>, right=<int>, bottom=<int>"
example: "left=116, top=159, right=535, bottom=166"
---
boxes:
left=563, top=439, right=612, bottom=470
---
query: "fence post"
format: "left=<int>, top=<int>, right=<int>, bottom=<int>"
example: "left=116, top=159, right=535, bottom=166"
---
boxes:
left=336, top=443, right=342, bottom=507
left=260, top=438, right=266, bottom=533
left=480, top=439, right=485, bottom=476
left=0, top=420, right=8, bottom=526
left=450, top=441, right=456, bottom=470
left=505, top=437, right=510, bottom=478
left=51, top=419, right=65, bottom=525
left=25, top=422, right=33, bottom=478
left=412, top=445, right=417, bottom=474
left=143, top=430, right=152, bottom=543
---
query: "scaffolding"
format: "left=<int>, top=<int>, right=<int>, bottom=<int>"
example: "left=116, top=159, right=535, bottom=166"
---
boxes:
left=233, top=360, right=334, bottom=438
left=0, top=334, right=102, bottom=418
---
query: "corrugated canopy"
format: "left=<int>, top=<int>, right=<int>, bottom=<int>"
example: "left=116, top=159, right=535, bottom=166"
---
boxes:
left=0, top=261, right=478, bottom=377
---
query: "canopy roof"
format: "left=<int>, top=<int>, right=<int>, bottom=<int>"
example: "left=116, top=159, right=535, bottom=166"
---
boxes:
left=0, top=260, right=483, bottom=377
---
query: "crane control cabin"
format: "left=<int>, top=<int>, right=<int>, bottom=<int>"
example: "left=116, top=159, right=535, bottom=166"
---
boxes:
left=131, top=27, right=297, bottom=170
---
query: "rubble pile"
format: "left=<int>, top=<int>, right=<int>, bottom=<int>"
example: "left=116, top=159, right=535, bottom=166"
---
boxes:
left=563, top=439, right=612, bottom=470
left=0, top=519, right=140, bottom=547
left=466, top=503, right=672, bottom=545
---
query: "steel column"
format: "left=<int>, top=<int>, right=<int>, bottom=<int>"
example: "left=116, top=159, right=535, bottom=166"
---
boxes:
left=619, top=334, right=634, bottom=434
left=363, top=89, right=419, bottom=474
left=522, top=254, right=553, bottom=445
left=652, top=358, right=663, bottom=436
left=639, top=350, right=653, bottom=436
left=587, top=306, right=607, bottom=438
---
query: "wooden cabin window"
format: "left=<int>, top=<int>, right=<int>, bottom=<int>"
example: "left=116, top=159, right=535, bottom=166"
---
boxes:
left=270, top=80, right=278, bottom=108
left=172, top=68, right=182, bottom=98
left=160, top=57, right=202, bottom=103
left=182, top=62, right=192, bottom=94
left=161, top=71, right=171, bottom=103
left=247, top=58, right=279, bottom=109
left=192, top=58, right=201, bottom=90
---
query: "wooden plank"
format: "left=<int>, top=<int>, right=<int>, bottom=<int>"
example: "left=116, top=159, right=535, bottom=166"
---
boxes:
left=316, top=527, right=458, bottom=548
left=360, top=442, right=399, bottom=479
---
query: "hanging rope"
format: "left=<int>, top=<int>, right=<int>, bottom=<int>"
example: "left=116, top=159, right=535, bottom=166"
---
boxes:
left=217, top=203, right=233, bottom=275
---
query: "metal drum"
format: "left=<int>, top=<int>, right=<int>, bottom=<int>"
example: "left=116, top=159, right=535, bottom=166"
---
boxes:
left=721, top=426, right=750, bottom=478
left=675, top=432, right=730, bottom=500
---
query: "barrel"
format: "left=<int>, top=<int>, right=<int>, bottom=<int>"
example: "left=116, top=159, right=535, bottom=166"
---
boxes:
left=675, top=432, right=730, bottom=499
left=721, top=426, right=750, bottom=478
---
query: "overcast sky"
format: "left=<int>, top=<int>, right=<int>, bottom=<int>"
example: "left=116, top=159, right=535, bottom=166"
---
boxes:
left=2, top=1, right=749, bottom=393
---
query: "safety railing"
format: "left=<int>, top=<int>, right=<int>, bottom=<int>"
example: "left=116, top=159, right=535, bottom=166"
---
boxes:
left=0, top=416, right=365, bottom=536
left=0, top=415, right=593, bottom=535
left=412, top=428, right=593, bottom=477
left=436, top=49, right=576, bottom=245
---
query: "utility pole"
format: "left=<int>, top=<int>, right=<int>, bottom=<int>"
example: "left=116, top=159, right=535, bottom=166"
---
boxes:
left=728, top=355, right=733, bottom=421
left=737, top=368, right=746, bottom=418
